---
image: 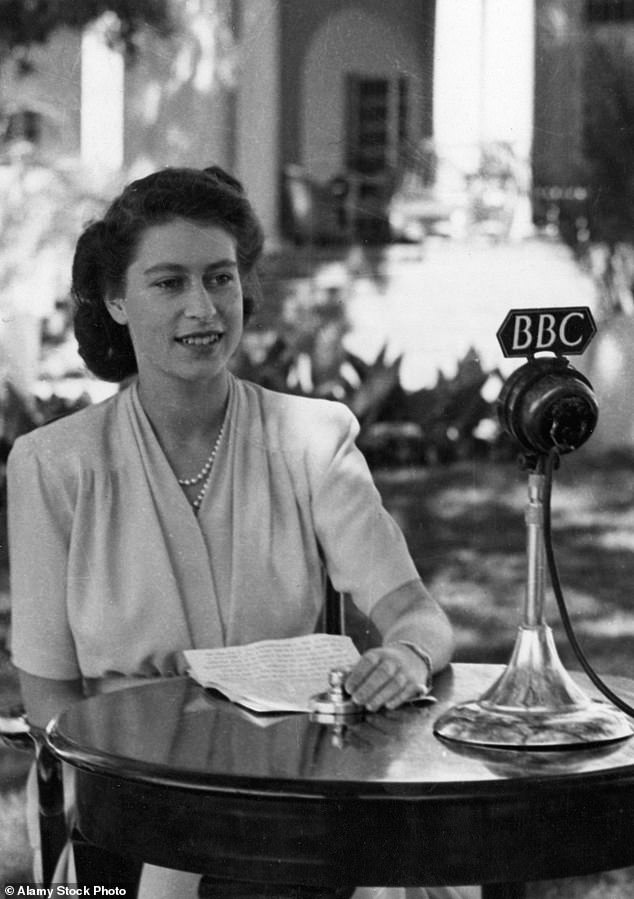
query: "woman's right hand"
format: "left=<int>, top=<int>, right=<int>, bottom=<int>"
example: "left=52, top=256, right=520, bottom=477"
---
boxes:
left=345, top=644, right=429, bottom=712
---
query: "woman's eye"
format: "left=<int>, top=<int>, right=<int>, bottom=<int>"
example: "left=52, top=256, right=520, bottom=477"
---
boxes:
left=153, top=277, right=182, bottom=291
left=207, top=272, right=234, bottom=288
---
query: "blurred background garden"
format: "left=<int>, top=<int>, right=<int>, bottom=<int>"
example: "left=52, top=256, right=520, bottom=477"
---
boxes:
left=2, top=1, right=634, bottom=895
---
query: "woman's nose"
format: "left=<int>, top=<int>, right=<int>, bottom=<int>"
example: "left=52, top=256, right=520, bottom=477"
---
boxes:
left=184, top=281, right=218, bottom=318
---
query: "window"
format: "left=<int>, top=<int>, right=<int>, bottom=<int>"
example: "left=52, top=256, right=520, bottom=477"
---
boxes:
left=3, top=110, right=42, bottom=145
left=586, top=0, right=634, bottom=22
left=345, top=75, right=409, bottom=175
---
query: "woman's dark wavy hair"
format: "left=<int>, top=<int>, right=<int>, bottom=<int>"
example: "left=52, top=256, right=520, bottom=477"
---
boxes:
left=72, top=165, right=265, bottom=381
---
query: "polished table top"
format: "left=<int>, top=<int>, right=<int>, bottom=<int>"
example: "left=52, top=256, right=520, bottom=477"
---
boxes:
left=47, top=663, right=634, bottom=888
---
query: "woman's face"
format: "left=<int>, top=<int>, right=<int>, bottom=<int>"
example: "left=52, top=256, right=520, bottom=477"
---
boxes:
left=106, top=217, right=244, bottom=391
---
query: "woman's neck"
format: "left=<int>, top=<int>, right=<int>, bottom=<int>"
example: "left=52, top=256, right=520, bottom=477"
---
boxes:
left=137, top=369, right=230, bottom=447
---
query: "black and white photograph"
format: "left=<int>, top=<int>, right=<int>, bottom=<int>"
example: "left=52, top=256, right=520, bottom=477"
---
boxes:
left=1, top=2, right=633, bottom=897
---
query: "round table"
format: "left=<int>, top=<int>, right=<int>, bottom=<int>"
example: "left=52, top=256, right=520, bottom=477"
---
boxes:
left=46, top=663, right=634, bottom=898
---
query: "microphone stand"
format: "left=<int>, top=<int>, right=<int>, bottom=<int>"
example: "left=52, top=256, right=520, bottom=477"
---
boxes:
left=434, top=455, right=632, bottom=749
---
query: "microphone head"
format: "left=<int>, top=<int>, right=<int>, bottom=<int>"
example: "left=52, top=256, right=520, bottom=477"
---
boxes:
left=497, top=357, right=598, bottom=455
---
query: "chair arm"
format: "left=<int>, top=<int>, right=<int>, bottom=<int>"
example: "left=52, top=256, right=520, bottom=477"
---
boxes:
left=0, top=702, right=34, bottom=752
left=1, top=702, right=66, bottom=886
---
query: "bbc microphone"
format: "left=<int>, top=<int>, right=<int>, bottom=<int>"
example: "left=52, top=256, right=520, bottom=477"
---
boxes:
left=497, top=355, right=598, bottom=455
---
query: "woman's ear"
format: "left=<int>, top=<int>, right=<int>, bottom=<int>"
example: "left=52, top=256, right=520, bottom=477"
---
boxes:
left=105, top=297, right=128, bottom=325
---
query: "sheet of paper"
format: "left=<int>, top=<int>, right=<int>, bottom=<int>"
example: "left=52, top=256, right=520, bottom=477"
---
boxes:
left=184, top=633, right=361, bottom=712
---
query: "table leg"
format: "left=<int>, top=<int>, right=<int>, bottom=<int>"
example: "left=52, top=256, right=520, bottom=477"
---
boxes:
left=36, top=743, right=66, bottom=888
left=482, top=884, right=527, bottom=899
left=72, top=830, right=142, bottom=893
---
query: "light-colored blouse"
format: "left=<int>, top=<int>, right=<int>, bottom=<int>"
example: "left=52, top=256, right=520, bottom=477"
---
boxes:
left=8, top=375, right=419, bottom=682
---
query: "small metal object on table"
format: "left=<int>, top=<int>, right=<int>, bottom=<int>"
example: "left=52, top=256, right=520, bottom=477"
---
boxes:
left=46, top=664, right=634, bottom=898
left=309, top=667, right=364, bottom=723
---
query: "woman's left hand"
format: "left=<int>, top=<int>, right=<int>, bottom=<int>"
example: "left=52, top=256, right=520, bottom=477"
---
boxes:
left=344, top=644, right=429, bottom=712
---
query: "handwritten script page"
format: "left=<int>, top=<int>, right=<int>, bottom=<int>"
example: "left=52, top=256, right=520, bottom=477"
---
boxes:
left=184, top=634, right=361, bottom=712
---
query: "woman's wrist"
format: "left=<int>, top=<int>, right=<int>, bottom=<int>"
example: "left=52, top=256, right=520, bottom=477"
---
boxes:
left=393, top=641, right=434, bottom=695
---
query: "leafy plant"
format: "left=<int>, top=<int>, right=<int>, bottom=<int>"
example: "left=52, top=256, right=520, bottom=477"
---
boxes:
left=583, top=30, right=634, bottom=248
left=0, top=0, right=174, bottom=65
left=235, top=297, right=508, bottom=469
left=549, top=30, right=634, bottom=319
left=355, top=348, right=507, bottom=468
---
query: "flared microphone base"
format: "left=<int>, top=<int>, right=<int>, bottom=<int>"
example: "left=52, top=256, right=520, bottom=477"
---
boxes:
left=434, top=624, right=633, bottom=750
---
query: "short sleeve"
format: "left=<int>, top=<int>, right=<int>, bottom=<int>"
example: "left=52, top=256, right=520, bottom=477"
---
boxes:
left=310, top=406, right=419, bottom=615
left=7, top=435, right=81, bottom=679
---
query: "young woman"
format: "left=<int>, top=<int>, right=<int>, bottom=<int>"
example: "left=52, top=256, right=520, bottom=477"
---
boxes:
left=8, top=166, right=462, bottom=899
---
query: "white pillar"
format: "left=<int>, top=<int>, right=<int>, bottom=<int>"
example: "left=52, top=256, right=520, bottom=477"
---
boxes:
left=433, top=0, right=534, bottom=178
left=81, top=15, right=124, bottom=176
left=480, top=0, right=534, bottom=162
left=235, top=0, right=280, bottom=247
left=433, top=0, right=484, bottom=180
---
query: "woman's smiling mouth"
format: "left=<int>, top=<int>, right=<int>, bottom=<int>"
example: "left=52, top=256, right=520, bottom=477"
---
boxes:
left=176, top=331, right=223, bottom=347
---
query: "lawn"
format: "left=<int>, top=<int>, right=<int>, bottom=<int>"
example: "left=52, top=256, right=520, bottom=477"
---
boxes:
left=1, top=450, right=633, bottom=895
left=376, top=451, right=634, bottom=679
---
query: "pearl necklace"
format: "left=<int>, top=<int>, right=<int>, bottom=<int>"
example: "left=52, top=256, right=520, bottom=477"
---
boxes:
left=178, top=425, right=225, bottom=512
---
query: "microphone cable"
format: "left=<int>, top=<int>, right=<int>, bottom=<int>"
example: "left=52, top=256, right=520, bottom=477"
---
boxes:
left=542, top=447, right=634, bottom=719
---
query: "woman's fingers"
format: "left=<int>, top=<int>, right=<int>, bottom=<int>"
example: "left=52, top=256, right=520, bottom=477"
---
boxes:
left=345, top=646, right=422, bottom=712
